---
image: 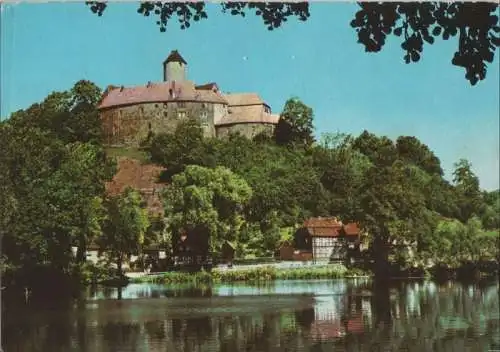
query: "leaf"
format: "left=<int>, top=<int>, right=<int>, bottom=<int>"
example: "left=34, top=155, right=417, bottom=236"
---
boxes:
left=411, top=51, right=421, bottom=62
left=432, top=26, right=442, bottom=36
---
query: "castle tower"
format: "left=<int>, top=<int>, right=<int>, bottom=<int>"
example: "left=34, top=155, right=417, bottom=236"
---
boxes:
left=163, top=50, right=187, bottom=82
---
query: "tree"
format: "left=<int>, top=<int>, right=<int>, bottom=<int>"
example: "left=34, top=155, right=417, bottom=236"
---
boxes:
left=396, top=136, right=443, bottom=176
left=162, top=165, right=252, bottom=256
left=98, top=187, right=150, bottom=277
left=274, top=97, right=315, bottom=147
left=47, top=142, right=116, bottom=264
left=481, top=189, right=500, bottom=229
left=7, top=80, right=103, bottom=144
left=86, top=2, right=499, bottom=85
left=0, top=125, right=113, bottom=287
left=312, top=132, right=371, bottom=218
left=147, top=118, right=210, bottom=180
left=350, top=131, right=430, bottom=278
left=452, top=158, right=483, bottom=222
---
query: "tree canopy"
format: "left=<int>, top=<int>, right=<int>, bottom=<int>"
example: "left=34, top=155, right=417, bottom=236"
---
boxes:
left=98, top=187, right=150, bottom=277
left=162, top=165, right=252, bottom=254
left=85, top=2, right=500, bottom=85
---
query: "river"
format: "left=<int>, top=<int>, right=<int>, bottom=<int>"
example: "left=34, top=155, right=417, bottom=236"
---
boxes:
left=3, top=278, right=499, bottom=351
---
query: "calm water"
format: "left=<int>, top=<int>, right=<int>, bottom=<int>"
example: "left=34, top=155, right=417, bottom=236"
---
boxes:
left=2, top=279, right=499, bottom=352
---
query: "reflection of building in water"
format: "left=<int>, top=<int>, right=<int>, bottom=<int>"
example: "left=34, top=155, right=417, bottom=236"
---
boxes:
left=309, top=295, right=365, bottom=339
left=314, top=296, right=343, bottom=321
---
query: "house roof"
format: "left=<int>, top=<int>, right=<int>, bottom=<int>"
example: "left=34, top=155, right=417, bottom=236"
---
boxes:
left=163, top=50, right=187, bottom=65
left=304, top=217, right=343, bottom=228
left=343, top=223, right=360, bottom=236
left=98, top=80, right=228, bottom=109
left=302, top=217, right=360, bottom=238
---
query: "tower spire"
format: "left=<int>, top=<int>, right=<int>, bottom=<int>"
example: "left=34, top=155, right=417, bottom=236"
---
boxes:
left=163, top=50, right=187, bottom=82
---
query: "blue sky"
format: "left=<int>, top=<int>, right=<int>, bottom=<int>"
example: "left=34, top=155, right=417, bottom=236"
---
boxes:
left=1, top=3, right=499, bottom=190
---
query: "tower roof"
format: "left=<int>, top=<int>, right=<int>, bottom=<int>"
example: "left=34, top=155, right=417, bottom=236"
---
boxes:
left=163, top=50, right=187, bottom=65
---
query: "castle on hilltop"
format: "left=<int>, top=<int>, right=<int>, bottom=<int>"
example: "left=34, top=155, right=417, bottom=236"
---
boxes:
left=98, top=50, right=281, bottom=146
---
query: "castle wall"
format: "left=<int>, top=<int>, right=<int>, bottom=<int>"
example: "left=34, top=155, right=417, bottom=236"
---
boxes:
left=100, top=101, right=218, bottom=146
left=216, top=123, right=275, bottom=139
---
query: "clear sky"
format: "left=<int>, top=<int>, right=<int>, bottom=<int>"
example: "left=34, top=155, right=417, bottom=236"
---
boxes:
left=1, top=3, right=499, bottom=190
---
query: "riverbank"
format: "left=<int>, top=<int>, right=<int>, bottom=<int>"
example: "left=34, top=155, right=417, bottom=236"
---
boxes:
left=128, top=260, right=499, bottom=285
left=130, top=264, right=370, bottom=284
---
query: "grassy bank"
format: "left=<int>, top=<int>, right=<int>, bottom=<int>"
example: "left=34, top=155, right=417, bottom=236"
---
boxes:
left=130, top=265, right=370, bottom=285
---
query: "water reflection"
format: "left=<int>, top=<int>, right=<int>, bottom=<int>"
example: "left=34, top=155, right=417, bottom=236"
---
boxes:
left=3, top=279, right=499, bottom=351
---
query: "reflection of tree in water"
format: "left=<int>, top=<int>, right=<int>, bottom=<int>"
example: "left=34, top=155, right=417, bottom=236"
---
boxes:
left=164, top=285, right=213, bottom=298
left=100, top=321, right=141, bottom=352
left=357, top=280, right=500, bottom=351
left=3, top=297, right=76, bottom=352
left=4, top=315, right=74, bottom=352
left=144, top=320, right=166, bottom=341
left=4, top=280, right=499, bottom=351
left=295, top=307, right=315, bottom=330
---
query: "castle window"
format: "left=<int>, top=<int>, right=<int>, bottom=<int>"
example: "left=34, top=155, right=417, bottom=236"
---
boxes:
left=200, top=111, right=208, bottom=126
left=178, top=111, right=187, bottom=119
left=169, top=89, right=173, bottom=98
left=178, top=102, right=186, bottom=108
left=148, top=123, right=152, bottom=131
left=163, top=103, right=168, bottom=108
left=201, top=103, right=206, bottom=109
left=163, top=111, right=168, bottom=117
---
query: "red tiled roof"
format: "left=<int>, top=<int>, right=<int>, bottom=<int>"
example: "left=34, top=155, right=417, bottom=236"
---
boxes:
left=307, top=227, right=342, bottom=237
left=343, top=223, right=360, bottom=236
left=303, top=217, right=360, bottom=238
left=98, top=80, right=227, bottom=109
left=304, top=217, right=342, bottom=228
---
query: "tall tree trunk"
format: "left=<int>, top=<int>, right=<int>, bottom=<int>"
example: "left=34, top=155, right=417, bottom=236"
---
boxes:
left=76, top=235, right=87, bottom=264
left=372, top=228, right=392, bottom=325
left=117, top=255, right=123, bottom=278
left=373, top=228, right=391, bottom=280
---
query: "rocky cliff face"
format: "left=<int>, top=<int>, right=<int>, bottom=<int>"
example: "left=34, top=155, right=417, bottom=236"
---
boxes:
left=105, top=157, right=166, bottom=216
